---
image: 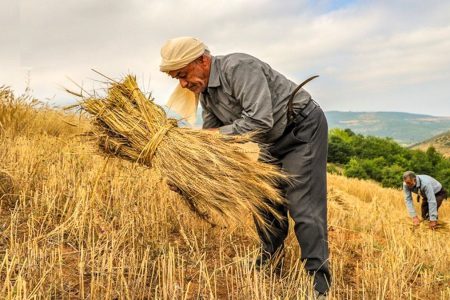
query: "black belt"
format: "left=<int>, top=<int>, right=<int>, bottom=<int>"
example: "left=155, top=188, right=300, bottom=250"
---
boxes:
left=283, top=99, right=318, bottom=136
left=291, top=99, right=318, bottom=124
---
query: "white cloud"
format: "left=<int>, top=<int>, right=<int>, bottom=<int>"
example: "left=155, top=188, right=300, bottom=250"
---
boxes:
left=1, top=0, right=449, bottom=115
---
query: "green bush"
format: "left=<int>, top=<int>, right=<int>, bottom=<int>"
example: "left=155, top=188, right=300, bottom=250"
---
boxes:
left=328, top=129, right=450, bottom=190
left=344, top=158, right=369, bottom=179
left=381, top=164, right=403, bottom=188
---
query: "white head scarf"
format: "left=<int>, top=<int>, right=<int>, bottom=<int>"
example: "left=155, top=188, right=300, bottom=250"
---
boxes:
left=160, top=37, right=208, bottom=125
left=160, top=36, right=208, bottom=72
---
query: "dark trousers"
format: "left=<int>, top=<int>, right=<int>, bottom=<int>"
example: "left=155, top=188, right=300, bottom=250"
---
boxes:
left=421, top=188, right=447, bottom=220
left=256, top=105, right=331, bottom=294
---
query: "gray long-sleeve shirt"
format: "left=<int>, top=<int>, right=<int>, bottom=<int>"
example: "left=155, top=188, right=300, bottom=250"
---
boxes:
left=200, top=53, right=312, bottom=143
left=403, top=175, right=442, bottom=221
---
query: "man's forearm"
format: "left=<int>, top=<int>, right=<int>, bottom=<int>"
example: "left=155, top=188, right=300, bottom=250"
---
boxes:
left=405, top=198, right=417, bottom=217
left=219, top=117, right=272, bottom=136
left=428, top=199, right=438, bottom=221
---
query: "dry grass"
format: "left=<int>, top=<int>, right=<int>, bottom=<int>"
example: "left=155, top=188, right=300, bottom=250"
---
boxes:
left=0, top=88, right=449, bottom=299
left=412, top=131, right=450, bottom=158
left=0, top=86, right=87, bottom=138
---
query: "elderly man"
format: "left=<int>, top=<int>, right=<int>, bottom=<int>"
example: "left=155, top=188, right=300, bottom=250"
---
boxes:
left=403, top=171, right=447, bottom=229
left=160, top=37, right=331, bottom=296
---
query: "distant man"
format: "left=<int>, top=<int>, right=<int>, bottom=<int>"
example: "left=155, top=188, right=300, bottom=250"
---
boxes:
left=402, top=171, right=447, bottom=229
left=160, top=37, right=331, bottom=297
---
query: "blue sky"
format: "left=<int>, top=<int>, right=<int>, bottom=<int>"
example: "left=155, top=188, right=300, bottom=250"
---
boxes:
left=1, top=0, right=449, bottom=116
left=323, top=0, right=358, bottom=11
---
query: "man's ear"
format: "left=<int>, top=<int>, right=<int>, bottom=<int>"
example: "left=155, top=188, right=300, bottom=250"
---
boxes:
left=198, top=54, right=210, bottom=66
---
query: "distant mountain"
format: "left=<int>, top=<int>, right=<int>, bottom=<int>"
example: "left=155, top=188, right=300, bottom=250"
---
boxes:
left=171, top=108, right=450, bottom=146
left=410, top=131, right=450, bottom=157
left=325, top=111, right=450, bottom=145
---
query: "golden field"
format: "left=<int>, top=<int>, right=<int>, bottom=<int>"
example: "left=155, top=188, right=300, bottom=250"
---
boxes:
left=0, top=89, right=449, bottom=299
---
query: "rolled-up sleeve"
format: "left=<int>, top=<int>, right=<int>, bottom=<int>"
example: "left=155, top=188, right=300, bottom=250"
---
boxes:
left=403, top=184, right=417, bottom=217
left=219, top=61, right=274, bottom=135
left=423, top=184, right=438, bottom=221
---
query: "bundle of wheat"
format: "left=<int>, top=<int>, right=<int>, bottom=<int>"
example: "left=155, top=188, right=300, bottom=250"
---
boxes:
left=71, top=74, right=287, bottom=235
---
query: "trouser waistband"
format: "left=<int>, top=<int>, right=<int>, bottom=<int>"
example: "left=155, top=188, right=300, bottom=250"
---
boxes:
left=284, top=100, right=318, bottom=134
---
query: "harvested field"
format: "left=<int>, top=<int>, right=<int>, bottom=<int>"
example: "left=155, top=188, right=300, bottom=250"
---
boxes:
left=0, top=87, right=449, bottom=299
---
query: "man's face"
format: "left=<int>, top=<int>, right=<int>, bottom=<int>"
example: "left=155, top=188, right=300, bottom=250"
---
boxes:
left=168, top=56, right=210, bottom=94
left=404, top=177, right=416, bottom=188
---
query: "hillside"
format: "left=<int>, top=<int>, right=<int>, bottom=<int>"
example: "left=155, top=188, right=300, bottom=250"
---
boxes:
left=325, top=111, right=450, bottom=145
left=189, top=110, right=450, bottom=146
left=411, top=130, right=450, bottom=158
left=1, top=90, right=449, bottom=299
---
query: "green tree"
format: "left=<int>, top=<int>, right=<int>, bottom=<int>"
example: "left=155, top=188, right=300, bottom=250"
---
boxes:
left=344, top=158, right=369, bottom=179
left=426, top=146, right=442, bottom=168
left=381, top=164, right=404, bottom=188
left=362, top=157, right=387, bottom=182
left=409, top=150, right=434, bottom=175
left=328, top=135, right=354, bottom=164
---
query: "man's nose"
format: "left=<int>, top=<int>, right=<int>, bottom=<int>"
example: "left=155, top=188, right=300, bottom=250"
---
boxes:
left=179, top=79, right=188, bottom=88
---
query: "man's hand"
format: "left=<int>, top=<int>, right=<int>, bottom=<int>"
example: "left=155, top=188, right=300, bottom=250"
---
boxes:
left=412, top=216, right=420, bottom=226
left=429, top=220, right=438, bottom=230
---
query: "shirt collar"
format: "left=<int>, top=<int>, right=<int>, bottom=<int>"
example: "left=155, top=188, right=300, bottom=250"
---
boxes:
left=415, top=176, right=421, bottom=188
left=207, top=56, right=221, bottom=88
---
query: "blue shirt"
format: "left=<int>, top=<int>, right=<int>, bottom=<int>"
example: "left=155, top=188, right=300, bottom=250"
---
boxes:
left=200, top=53, right=312, bottom=143
left=403, top=175, right=442, bottom=221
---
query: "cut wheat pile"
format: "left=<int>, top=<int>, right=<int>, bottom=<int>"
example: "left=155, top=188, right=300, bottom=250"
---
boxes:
left=71, top=74, right=287, bottom=235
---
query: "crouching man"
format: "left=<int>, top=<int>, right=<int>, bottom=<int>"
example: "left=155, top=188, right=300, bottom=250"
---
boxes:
left=402, top=171, right=447, bottom=229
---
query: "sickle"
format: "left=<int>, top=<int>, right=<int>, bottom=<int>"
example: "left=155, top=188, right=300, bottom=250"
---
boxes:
left=287, top=75, right=319, bottom=122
